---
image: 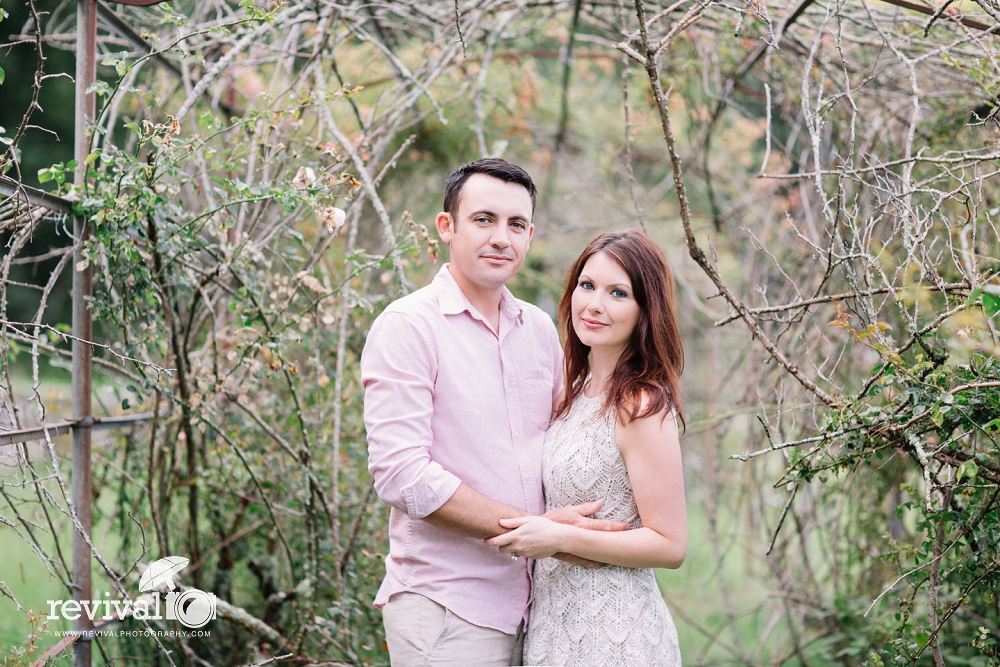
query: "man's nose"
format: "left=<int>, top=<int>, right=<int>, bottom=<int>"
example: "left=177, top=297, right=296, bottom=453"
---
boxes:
left=489, top=224, right=511, bottom=248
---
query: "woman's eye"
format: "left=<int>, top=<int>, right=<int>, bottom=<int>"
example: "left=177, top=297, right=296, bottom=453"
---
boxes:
left=612, top=289, right=628, bottom=298
left=579, top=281, right=594, bottom=290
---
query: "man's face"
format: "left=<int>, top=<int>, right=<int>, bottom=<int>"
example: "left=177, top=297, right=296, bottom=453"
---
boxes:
left=436, top=173, right=534, bottom=294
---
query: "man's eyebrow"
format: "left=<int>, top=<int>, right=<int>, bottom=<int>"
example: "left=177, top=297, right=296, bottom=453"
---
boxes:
left=468, top=209, right=530, bottom=223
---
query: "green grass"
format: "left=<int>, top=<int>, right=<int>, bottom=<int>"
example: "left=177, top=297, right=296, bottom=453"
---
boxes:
left=657, top=501, right=779, bottom=665
left=0, top=528, right=75, bottom=646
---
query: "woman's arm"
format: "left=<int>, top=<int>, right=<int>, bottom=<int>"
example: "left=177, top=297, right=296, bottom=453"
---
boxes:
left=486, top=404, right=687, bottom=569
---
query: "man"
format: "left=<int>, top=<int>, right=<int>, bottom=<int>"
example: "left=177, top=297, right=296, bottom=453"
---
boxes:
left=361, top=159, right=624, bottom=666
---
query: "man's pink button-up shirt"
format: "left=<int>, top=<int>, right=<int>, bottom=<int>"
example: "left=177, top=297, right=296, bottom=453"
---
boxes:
left=361, top=264, right=563, bottom=634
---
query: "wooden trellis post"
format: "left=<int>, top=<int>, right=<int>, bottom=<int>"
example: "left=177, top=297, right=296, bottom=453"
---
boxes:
left=0, top=2, right=169, bottom=665
left=72, top=1, right=97, bottom=665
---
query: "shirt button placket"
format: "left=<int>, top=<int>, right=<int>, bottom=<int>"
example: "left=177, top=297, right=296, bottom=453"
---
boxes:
left=503, top=347, right=522, bottom=442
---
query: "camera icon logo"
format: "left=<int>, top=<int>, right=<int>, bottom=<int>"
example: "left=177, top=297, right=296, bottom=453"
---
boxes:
left=165, top=589, right=217, bottom=628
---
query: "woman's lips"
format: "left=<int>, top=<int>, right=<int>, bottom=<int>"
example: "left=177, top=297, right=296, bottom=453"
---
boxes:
left=581, top=317, right=608, bottom=329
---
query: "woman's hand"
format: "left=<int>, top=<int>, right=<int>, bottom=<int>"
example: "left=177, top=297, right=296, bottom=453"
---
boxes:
left=485, top=516, right=571, bottom=559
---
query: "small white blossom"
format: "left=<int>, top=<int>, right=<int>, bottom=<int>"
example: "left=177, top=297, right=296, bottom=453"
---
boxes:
left=293, top=167, right=316, bottom=189
left=318, top=206, right=347, bottom=233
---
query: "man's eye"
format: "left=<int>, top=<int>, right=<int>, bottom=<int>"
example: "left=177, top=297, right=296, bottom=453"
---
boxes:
left=511, top=222, right=526, bottom=230
left=475, top=217, right=491, bottom=225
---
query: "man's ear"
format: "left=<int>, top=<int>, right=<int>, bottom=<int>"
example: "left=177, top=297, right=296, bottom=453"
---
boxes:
left=436, top=211, right=454, bottom=243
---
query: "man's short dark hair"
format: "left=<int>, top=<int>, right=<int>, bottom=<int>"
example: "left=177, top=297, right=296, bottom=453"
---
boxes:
left=443, top=158, right=537, bottom=223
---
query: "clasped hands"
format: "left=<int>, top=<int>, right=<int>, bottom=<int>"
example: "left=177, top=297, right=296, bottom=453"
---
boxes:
left=485, top=499, right=628, bottom=567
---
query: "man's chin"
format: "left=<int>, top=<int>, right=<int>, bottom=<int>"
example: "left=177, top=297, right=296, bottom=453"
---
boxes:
left=474, top=268, right=518, bottom=289
left=452, top=260, right=522, bottom=291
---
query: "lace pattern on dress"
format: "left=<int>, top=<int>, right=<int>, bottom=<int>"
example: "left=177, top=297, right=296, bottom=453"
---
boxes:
left=523, top=392, right=681, bottom=666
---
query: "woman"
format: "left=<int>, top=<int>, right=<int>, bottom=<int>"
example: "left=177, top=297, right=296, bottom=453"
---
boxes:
left=486, top=228, right=687, bottom=666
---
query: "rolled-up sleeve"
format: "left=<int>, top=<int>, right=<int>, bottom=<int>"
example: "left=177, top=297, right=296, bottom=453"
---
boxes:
left=361, top=311, right=461, bottom=519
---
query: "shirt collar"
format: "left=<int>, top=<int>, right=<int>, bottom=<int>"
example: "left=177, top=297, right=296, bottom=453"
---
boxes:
left=433, top=264, right=524, bottom=323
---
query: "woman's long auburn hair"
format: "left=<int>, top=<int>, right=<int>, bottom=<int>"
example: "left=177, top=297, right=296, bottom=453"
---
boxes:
left=553, top=229, right=684, bottom=431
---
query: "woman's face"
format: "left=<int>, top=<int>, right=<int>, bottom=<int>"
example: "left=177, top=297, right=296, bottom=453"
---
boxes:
left=571, top=251, right=641, bottom=357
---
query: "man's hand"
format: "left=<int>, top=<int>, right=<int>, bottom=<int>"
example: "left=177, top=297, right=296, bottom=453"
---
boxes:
left=543, top=499, right=630, bottom=532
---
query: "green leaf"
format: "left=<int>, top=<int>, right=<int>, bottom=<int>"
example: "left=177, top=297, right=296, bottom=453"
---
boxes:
left=86, top=80, right=112, bottom=97
left=37, top=168, right=52, bottom=183
left=0, top=65, right=5, bottom=86
left=957, top=459, right=978, bottom=482
left=983, top=292, right=1000, bottom=318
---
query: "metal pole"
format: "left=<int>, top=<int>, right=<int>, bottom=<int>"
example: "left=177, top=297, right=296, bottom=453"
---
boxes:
left=73, top=1, right=97, bottom=666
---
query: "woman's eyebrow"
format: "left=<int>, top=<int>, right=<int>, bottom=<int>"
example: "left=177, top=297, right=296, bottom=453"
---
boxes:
left=578, top=275, right=632, bottom=291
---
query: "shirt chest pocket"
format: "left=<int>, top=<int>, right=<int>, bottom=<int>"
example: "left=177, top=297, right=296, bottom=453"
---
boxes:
left=522, top=369, right=555, bottom=430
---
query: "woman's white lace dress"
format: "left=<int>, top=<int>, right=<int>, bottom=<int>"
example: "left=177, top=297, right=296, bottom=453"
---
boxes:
left=523, top=392, right=682, bottom=666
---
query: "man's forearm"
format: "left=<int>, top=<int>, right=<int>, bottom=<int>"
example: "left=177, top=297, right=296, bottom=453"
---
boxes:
left=423, top=483, right=527, bottom=539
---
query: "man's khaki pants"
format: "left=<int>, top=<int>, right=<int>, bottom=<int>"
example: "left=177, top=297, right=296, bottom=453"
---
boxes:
left=382, top=592, right=524, bottom=666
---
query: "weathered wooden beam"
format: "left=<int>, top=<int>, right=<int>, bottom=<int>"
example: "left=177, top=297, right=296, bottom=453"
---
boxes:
left=0, top=413, right=155, bottom=447
left=0, top=175, right=73, bottom=215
